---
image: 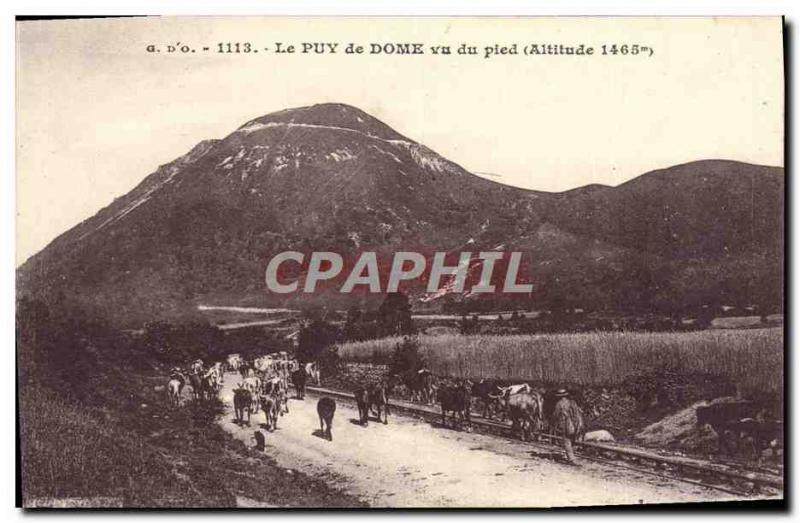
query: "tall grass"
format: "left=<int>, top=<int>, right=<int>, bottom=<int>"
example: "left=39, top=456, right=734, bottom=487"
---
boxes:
left=19, top=386, right=174, bottom=504
left=337, top=328, right=783, bottom=395
left=19, top=379, right=366, bottom=507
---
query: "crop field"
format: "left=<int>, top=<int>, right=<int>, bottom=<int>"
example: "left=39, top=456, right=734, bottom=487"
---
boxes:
left=336, top=328, right=784, bottom=396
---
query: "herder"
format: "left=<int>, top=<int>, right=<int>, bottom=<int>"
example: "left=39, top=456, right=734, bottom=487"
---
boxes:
left=552, top=389, right=585, bottom=465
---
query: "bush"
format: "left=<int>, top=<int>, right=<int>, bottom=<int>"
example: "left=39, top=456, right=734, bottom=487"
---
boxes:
left=388, top=336, right=426, bottom=377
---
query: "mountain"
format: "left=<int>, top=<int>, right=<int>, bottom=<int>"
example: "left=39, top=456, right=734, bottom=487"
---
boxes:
left=17, top=103, right=784, bottom=324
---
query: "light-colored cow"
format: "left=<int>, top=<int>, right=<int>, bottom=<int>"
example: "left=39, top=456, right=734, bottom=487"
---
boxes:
left=190, top=359, right=204, bottom=375
left=254, top=355, right=275, bottom=375
left=226, top=353, right=242, bottom=372
left=167, top=378, right=182, bottom=406
left=243, top=376, right=262, bottom=413
left=305, top=362, right=321, bottom=386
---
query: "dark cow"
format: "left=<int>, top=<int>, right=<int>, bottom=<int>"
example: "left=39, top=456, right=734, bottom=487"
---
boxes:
left=696, top=401, right=764, bottom=432
left=471, top=379, right=504, bottom=419
left=291, top=367, right=307, bottom=400
left=276, top=387, right=289, bottom=415
left=188, top=371, right=211, bottom=402
left=368, top=383, right=390, bottom=425
left=317, top=397, right=336, bottom=441
left=262, top=375, right=284, bottom=396
left=239, top=361, right=253, bottom=379
left=354, top=387, right=370, bottom=426
left=507, top=391, right=544, bottom=441
left=392, top=369, right=436, bottom=404
left=719, top=418, right=783, bottom=458
left=438, top=380, right=472, bottom=431
left=260, top=394, right=279, bottom=431
left=697, top=402, right=783, bottom=457
left=233, top=386, right=252, bottom=425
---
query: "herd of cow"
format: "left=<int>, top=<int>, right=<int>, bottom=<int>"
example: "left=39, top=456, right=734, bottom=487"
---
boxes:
left=384, top=371, right=587, bottom=462
left=164, top=354, right=586, bottom=461
left=164, top=353, right=781, bottom=465
left=166, top=359, right=225, bottom=406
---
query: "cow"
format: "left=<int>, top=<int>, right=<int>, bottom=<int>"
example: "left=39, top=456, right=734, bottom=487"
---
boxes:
left=275, top=387, right=289, bottom=416
left=239, top=361, right=253, bottom=379
left=317, top=397, right=336, bottom=441
left=202, top=369, right=220, bottom=398
left=697, top=403, right=783, bottom=458
left=203, top=367, right=221, bottom=394
left=168, top=368, right=186, bottom=399
left=495, top=383, right=533, bottom=421
left=696, top=401, right=766, bottom=433
left=226, top=353, right=242, bottom=373
left=188, top=370, right=208, bottom=402
left=471, top=379, right=504, bottom=419
left=291, top=367, right=308, bottom=400
left=305, top=362, right=321, bottom=386
left=507, top=391, right=544, bottom=442
left=280, top=365, right=291, bottom=391
left=354, top=387, right=370, bottom=426
left=243, top=376, right=262, bottom=413
left=254, top=355, right=275, bottom=375
left=211, top=362, right=224, bottom=384
left=167, top=378, right=183, bottom=406
left=391, top=369, right=436, bottom=404
left=189, top=359, right=205, bottom=377
left=715, top=418, right=782, bottom=458
left=438, top=380, right=473, bottom=431
left=263, top=376, right=289, bottom=413
left=260, top=394, right=279, bottom=432
left=368, top=383, right=390, bottom=425
left=233, top=386, right=252, bottom=425
left=499, top=383, right=532, bottom=396
left=262, top=375, right=284, bottom=395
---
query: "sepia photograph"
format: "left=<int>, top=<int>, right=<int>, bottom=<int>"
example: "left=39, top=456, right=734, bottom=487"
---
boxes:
left=14, top=15, right=785, bottom=509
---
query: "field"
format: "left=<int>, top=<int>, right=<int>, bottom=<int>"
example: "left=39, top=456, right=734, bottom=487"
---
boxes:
left=336, top=328, right=784, bottom=396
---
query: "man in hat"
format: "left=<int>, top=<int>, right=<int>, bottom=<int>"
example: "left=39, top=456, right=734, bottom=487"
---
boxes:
left=552, top=389, right=585, bottom=465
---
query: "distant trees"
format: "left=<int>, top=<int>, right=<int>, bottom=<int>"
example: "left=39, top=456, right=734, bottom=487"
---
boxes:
left=378, top=292, right=415, bottom=336
left=296, top=313, right=340, bottom=363
left=341, top=292, right=416, bottom=341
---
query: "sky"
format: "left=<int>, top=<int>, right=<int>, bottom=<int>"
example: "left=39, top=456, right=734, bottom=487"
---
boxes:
left=16, top=16, right=784, bottom=265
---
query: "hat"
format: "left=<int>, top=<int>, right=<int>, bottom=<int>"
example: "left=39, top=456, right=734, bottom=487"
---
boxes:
left=554, top=389, right=569, bottom=397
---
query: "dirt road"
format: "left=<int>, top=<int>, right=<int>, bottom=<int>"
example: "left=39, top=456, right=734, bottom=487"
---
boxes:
left=217, top=375, right=741, bottom=508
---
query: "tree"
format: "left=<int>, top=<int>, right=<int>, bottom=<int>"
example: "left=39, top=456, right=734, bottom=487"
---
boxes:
left=389, top=336, right=426, bottom=377
left=343, top=305, right=364, bottom=341
left=296, top=318, right=340, bottom=363
left=377, top=292, right=415, bottom=337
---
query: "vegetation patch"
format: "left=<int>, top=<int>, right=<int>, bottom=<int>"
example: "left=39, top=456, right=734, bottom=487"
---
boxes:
left=336, top=329, right=783, bottom=397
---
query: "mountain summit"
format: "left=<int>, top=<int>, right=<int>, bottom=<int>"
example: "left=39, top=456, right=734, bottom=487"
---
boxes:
left=17, top=104, right=783, bottom=323
left=237, top=103, right=413, bottom=142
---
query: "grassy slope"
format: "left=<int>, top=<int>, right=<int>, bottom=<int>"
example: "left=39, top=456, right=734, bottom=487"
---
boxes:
left=19, top=369, right=366, bottom=508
